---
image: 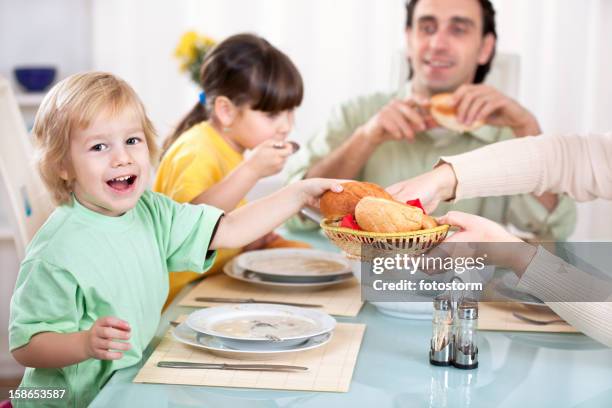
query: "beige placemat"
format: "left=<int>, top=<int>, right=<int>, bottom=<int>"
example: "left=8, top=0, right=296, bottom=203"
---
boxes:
left=179, top=273, right=363, bottom=317
left=133, top=316, right=366, bottom=392
left=478, top=302, right=578, bottom=333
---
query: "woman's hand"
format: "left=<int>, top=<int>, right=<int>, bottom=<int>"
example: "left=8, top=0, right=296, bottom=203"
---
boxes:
left=84, top=317, right=131, bottom=360
left=438, top=211, right=522, bottom=244
left=433, top=211, right=536, bottom=275
left=386, top=164, right=457, bottom=213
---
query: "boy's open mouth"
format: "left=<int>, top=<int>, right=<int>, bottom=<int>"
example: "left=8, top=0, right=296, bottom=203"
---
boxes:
left=106, top=175, right=137, bottom=192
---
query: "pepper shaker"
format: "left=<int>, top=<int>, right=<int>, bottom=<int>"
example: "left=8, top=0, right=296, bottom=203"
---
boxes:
left=453, top=299, right=479, bottom=369
left=429, top=295, right=453, bottom=366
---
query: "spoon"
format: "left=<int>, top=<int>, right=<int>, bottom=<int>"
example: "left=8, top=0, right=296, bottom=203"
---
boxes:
left=273, top=141, right=300, bottom=153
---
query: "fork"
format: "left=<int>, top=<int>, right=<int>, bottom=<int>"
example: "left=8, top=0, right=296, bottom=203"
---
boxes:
left=512, top=312, right=566, bottom=325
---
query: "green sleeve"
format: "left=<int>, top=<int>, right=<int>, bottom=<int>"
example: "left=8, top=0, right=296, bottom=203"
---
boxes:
left=9, top=260, right=82, bottom=351
left=505, top=193, right=577, bottom=240
left=284, top=92, right=394, bottom=231
left=151, top=192, right=224, bottom=273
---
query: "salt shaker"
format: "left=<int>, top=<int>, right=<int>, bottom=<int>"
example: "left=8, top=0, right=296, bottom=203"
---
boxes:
left=429, top=295, right=453, bottom=366
left=453, top=300, right=479, bottom=369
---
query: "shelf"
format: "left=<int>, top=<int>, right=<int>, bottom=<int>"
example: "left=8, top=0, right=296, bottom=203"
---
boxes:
left=15, top=92, right=45, bottom=107
left=0, top=225, right=13, bottom=240
left=0, top=219, right=13, bottom=240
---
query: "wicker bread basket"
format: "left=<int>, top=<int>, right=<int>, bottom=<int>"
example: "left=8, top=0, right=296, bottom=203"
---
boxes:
left=320, top=218, right=449, bottom=260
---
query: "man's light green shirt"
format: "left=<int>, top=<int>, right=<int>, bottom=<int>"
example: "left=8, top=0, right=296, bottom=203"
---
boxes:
left=286, top=86, right=576, bottom=239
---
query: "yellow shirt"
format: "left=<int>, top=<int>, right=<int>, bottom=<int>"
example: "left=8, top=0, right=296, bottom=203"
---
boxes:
left=154, top=122, right=244, bottom=306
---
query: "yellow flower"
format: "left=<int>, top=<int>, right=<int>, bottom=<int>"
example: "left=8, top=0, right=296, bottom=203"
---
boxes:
left=174, top=30, right=217, bottom=82
left=175, top=31, right=198, bottom=61
left=200, top=35, right=216, bottom=48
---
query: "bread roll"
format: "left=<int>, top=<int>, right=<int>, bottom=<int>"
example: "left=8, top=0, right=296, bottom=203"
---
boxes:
left=421, top=214, right=438, bottom=230
left=320, top=181, right=393, bottom=220
left=355, top=197, right=423, bottom=233
left=431, top=93, right=484, bottom=133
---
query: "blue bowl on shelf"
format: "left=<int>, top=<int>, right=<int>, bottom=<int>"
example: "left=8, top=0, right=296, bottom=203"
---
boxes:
left=14, top=66, right=57, bottom=92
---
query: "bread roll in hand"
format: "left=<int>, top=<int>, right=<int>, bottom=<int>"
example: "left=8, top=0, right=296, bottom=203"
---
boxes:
left=320, top=181, right=393, bottom=220
left=431, top=93, right=483, bottom=133
left=355, top=197, right=423, bottom=233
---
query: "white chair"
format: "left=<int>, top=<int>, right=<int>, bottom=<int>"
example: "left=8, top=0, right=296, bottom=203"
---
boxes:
left=0, top=76, right=54, bottom=259
left=483, top=52, right=520, bottom=99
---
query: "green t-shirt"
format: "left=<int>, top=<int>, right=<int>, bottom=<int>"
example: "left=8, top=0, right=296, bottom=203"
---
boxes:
left=9, top=190, right=223, bottom=408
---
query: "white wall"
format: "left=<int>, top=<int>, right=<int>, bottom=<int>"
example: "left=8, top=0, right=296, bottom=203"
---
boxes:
left=91, top=0, right=405, bottom=145
left=0, top=0, right=92, bottom=90
left=91, top=0, right=406, bottom=202
left=0, top=0, right=93, bottom=378
left=492, top=0, right=612, bottom=240
left=493, top=0, right=612, bottom=135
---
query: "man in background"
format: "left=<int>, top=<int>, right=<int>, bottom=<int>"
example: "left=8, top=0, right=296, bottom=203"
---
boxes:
left=287, top=0, right=575, bottom=239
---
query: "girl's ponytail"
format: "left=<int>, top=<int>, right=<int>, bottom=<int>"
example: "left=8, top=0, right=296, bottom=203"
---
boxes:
left=162, top=102, right=208, bottom=156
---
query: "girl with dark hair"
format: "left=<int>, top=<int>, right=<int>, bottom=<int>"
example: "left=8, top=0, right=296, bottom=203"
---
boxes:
left=154, top=33, right=309, bottom=306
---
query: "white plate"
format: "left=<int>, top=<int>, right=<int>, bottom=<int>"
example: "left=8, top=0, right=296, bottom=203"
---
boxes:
left=173, top=321, right=332, bottom=360
left=236, top=249, right=351, bottom=278
left=185, top=304, right=336, bottom=349
left=346, top=257, right=436, bottom=319
left=224, top=260, right=355, bottom=288
left=371, top=301, right=434, bottom=320
left=347, top=257, right=495, bottom=319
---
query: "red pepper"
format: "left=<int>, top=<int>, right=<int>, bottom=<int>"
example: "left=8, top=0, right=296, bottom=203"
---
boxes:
left=340, top=214, right=362, bottom=230
left=406, top=198, right=426, bottom=214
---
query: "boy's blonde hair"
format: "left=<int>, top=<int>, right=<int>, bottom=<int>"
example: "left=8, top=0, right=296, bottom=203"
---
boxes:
left=32, top=72, right=159, bottom=205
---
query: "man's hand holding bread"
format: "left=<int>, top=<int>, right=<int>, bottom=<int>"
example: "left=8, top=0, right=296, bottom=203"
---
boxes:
left=359, top=85, right=540, bottom=146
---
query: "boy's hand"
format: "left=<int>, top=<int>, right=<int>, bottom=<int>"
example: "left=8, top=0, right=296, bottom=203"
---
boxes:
left=85, top=317, right=131, bottom=360
left=245, top=140, right=295, bottom=178
left=294, top=178, right=344, bottom=208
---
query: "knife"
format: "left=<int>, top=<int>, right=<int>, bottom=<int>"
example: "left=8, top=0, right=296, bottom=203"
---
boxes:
left=195, top=297, right=322, bottom=308
left=157, top=361, right=308, bottom=371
